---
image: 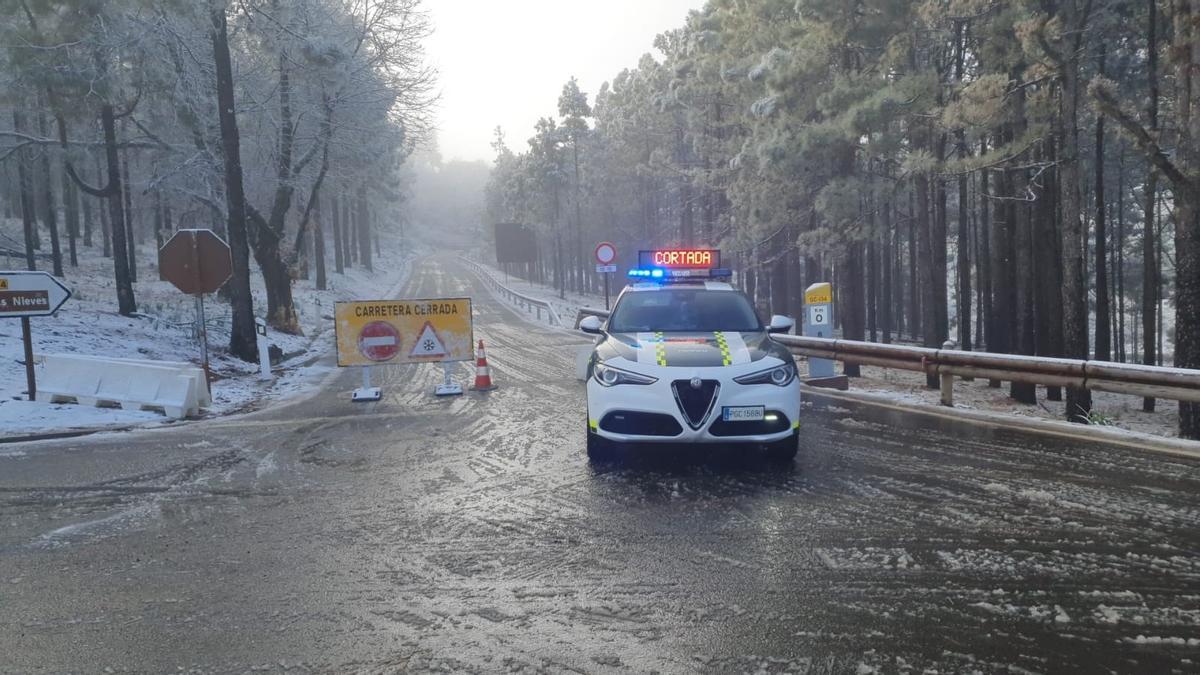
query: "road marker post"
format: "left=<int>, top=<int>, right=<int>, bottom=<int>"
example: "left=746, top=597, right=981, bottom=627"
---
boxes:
left=335, top=298, right=474, bottom=401
left=803, top=282, right=835, bottom=378
left=802, top=282, right=848, bottom=390
left=940, top=339, right=956, bottom=407
left=255, top=317, right=273, bottom=381
left=0, top=270, right=73, bottom=401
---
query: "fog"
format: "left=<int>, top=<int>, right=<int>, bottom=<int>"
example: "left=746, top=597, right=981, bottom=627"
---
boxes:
left=425, top=0, right=705, bottom=163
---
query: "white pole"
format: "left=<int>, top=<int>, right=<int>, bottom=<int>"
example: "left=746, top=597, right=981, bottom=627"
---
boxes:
left=256, top=318, right=272, bottom=381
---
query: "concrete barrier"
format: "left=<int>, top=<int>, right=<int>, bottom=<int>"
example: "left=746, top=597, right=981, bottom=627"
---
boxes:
left=48, top=353, right=212, bottom=403
left=37, top=353, right=211, bottom=407
left=36, top=354, right=207, bottom=419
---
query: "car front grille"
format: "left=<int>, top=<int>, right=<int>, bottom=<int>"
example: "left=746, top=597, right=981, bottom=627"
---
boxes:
left=671, top=379, right=720, bottom=430
left=599, top=411, right=683, bottom=437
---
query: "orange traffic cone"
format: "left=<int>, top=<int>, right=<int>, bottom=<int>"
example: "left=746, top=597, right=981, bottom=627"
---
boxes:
left=472, top=339, right=497, bottom=391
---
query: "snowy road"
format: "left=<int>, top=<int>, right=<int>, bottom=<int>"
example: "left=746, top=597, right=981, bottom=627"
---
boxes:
left=2, top=256, right=1199, bottom=673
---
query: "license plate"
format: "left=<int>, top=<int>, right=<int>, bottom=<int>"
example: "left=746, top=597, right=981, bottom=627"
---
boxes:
left=722, top=406, right=765, bottom=422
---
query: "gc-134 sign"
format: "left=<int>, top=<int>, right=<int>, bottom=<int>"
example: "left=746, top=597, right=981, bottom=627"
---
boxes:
left=0, top=271, right=72, bottom=318
left=334, top=298, right=473, bottom=367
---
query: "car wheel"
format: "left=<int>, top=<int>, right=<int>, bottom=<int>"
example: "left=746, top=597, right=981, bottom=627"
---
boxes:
left=586, top=429, right=615, bottom=462
left=764, top=431, right=799, bottom=463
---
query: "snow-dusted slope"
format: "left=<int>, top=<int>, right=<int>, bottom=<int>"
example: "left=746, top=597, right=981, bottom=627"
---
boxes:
left=1, top=219, right=414, bottom=437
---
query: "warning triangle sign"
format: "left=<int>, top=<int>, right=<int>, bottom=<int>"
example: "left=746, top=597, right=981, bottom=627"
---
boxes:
left=409, top=321, right=449, bottom=359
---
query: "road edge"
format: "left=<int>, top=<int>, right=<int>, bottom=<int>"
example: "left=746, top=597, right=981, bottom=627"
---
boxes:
left=802, top=385, right=1200, bottom=461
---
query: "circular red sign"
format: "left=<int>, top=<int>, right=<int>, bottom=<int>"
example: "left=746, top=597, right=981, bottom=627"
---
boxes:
left=358, top=321, right=401, bottom=362
left=595, top=242, right=617, bottom=265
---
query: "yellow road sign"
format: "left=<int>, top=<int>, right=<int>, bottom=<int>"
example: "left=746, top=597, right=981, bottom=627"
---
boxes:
left=805, top=282, right=832, bottom=305
left=334, top=298, right=473, bottom=367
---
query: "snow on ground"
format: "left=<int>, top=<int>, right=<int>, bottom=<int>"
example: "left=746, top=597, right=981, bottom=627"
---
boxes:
left=845, top=365, right=1183, bottom=439
left=466, top=254, right=1186, bottom=440
left=467, top=255, right=606, bottom=329
left=1, top=218, right=414, bottom=437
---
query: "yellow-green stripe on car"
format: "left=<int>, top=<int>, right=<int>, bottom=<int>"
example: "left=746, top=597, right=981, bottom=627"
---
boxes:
left=589, top=419, right=598, bottom=431
left=654, top=332, right=667, bottom=366
left=714, top=331, right=733, bottom=366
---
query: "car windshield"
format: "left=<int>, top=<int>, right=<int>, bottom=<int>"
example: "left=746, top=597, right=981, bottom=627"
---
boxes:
left=607, top=288, right=762, bottom=333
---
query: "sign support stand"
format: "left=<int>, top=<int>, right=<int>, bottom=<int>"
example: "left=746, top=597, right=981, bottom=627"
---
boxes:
left=21, top=316, right=35, bottom=401
left=353, top=366, right=382, bottom=402
left=196, top=294, right=212, bottom=392
left=594, top=242, right=618, bottom=311
left=435, top=362, right=463, bottom=397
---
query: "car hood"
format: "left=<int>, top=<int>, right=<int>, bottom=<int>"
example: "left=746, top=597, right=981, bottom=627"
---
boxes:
left=596, top=330, right=791, bottom=368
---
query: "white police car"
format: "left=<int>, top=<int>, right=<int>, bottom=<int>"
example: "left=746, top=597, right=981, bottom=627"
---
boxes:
left=579, top=249, right=801, bottom=462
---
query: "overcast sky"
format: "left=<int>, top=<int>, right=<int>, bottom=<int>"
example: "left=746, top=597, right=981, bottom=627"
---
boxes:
left=424, top=0, right=705, bottom=164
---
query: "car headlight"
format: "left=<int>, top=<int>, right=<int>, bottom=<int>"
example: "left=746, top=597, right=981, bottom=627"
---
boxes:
left=734, top=362, right=796, bottom=386
left=593, top=362, right=658, bottom=386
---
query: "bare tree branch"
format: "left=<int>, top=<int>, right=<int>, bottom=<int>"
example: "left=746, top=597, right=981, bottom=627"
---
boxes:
left=1088, top=78, right=1192, bottom=196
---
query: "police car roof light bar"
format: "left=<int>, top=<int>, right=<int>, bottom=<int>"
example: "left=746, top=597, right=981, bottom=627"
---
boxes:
left=627, top=267, right=732, bottom=281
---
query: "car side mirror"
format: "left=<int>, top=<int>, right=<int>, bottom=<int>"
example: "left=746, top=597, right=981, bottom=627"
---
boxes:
left=579, top=315, right=604, bottom=335
left=768, top=314, right=795, bottom=334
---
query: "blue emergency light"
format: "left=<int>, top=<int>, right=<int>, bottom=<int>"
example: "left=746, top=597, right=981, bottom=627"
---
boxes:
left=627, top=267, right=732, bottom=280
left=628, top=268, right=665, bottom=279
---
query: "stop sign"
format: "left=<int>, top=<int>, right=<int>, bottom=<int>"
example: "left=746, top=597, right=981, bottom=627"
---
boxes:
left=358, top=321, right=401, bottom=362
left=159, top=229, right=233, bottom=295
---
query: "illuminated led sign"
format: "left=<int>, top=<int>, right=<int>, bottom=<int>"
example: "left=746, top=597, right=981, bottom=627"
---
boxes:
left=637, top=249, right=720, bottom=269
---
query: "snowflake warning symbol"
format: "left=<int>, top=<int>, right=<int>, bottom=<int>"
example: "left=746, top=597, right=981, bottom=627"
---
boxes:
left=408, top=321, right=449, bottom=359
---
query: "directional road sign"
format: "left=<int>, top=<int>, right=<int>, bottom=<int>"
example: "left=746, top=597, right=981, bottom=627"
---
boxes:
left=159, top=229, right=233, bottom=296
left=0, top=271, right=72, bottom=318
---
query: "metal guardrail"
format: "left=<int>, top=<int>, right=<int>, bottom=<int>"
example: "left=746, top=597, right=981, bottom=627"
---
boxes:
left=460, top=256, right=562, bottom=327
left=774, top=335, right=1200, bottom=408
left=572, top=309, right=1200, bottom=409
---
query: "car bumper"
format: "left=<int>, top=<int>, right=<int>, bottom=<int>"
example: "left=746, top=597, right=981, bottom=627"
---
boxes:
left=587, top=376, right=801, bottom=444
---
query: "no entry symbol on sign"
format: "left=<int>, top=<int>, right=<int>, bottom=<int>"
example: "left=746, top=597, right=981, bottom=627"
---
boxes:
left=358, top=321, right=401, bottom=362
